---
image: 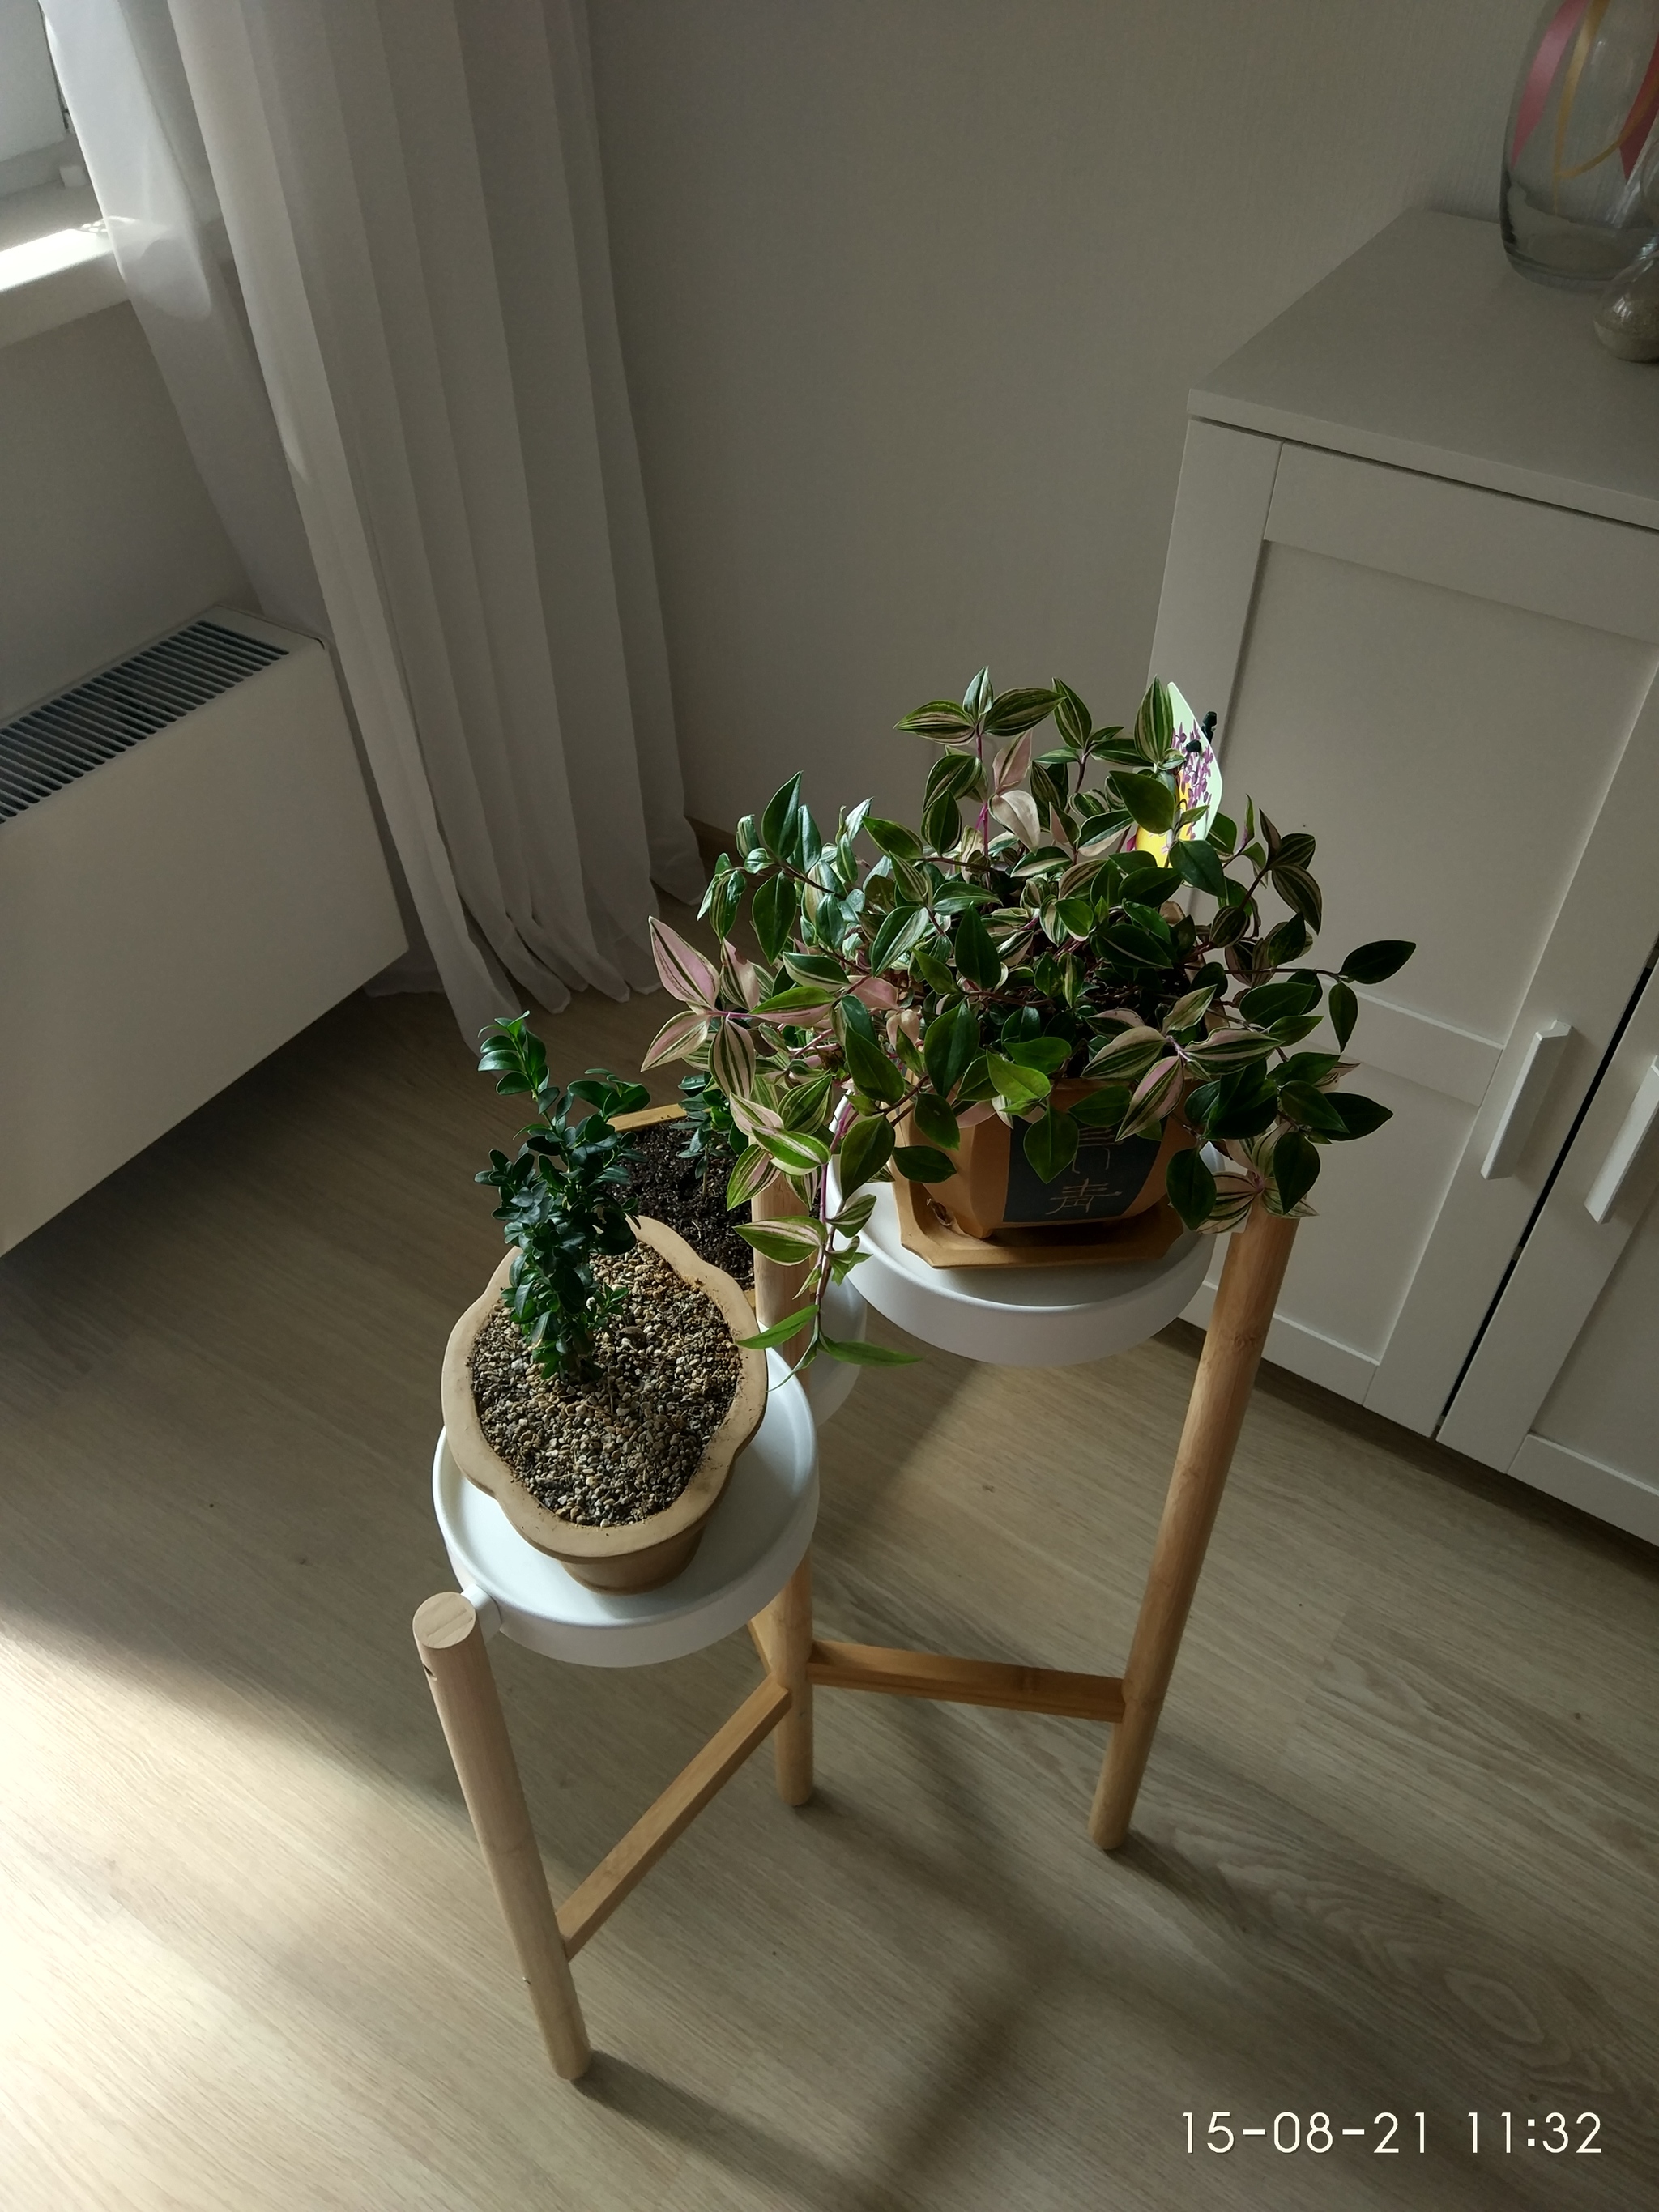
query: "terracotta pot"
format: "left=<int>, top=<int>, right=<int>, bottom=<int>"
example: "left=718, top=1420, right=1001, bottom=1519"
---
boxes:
left=440, top=1215, right=766, bottom=1593
left=906, top=1081, right=1196, bottom=1242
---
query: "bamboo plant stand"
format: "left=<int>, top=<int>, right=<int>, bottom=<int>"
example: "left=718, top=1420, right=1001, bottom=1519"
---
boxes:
left=415, top=1203, right=1295, bottom=2082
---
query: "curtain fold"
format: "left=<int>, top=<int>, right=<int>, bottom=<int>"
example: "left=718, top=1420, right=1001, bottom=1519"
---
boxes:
left=41, top=0, right=699, bottom=1038
left=36, top=0, right=321, bottom=635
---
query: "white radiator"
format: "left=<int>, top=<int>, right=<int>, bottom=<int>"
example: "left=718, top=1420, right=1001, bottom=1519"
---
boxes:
left=0, top=607, right=406, bottom=1254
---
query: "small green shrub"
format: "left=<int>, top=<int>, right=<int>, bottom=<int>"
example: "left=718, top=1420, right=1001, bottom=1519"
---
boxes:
left=475, top=1015, right=649, bottom=1380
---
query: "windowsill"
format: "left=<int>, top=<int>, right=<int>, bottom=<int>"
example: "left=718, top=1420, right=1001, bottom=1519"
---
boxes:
left=0, top=180, right=124, bottom=351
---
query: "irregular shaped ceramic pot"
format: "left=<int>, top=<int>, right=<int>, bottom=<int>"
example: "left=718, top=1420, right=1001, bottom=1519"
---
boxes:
left=440, top=1216, right=766, bottom=1592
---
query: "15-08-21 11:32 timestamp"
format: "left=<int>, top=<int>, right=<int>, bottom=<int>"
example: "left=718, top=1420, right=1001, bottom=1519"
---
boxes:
left=1183, top=2111, right=1603, bottom=2154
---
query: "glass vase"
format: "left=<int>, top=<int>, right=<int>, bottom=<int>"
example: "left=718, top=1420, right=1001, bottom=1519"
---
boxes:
left=1502, top=0, right=1659, bottom=287
left=1594, top=236, right=1659, bottom=352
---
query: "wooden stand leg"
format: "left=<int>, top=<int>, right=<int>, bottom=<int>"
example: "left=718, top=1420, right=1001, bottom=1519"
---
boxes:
left=413, top=1593, right=592, bottom=2081
left=1089, top=1204, right=1299, bottom=1851
left=749, top=1174, right=816, bottom=1802
left=756, top=1552, right=814, bottom=1804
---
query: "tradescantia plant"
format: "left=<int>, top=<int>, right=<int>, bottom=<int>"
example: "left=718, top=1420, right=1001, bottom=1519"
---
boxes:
left=645, top=671, right=1414, bottom=1370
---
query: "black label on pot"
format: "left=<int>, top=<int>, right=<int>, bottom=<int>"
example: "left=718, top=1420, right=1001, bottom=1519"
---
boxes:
left=1004, top=1123, right=1161, bottom=1222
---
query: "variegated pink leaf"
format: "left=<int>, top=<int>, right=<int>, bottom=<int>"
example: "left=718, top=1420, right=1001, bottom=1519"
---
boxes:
left=1120, top=1054, right=1184, bottom=1137
left=723, top=949, right=764, bottom=1009
left=1226, top=1133, right=1275, bottom=1178
left=752, top=996, right=834, bottom=1028
left=1201, top=1187, right=1257, bottom=1234
left=649, top=916, right=719, bottom=1009
left=726, top=1140, right=777, bottom=1207
left=738, top=1214, right=823, bottom=1257
left=992, top=731, right=1033, bottom=796
left=1185, top=1028, right=1278, bottom=1077
left=1265, top=1191, right=1319, bottom=1220
left=852, top=974, right=901, bottom=1010
left=641, top=1008, right=710, bottom=1069
left=709, top=1017, right=758, bottom=1100
left=726, top=1088, right=785, bottom=1138
left=990, top=790, right=1043, bottom=847
left=1085, top=1024, right=1165, bottom=1080
left=1077, top=815, right=1137, bottom=856
left=1164, top=984, right=1218, bottom=1033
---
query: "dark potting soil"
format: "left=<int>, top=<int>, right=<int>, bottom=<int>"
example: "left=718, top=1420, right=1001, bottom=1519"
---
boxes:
left=469, top=1242, right=742, bottom=1525
left=621, top=1118, right=753, bottom=1288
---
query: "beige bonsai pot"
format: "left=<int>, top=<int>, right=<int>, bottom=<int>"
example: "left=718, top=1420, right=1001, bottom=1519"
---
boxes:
left=440, top=1215, right=766, bottom=1593
left=904, top=1082, right=1197, bottom=1243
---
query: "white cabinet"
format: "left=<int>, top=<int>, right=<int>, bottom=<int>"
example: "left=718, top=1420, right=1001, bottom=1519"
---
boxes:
left=1439, top=957, right=1659, bottom=1544
left=1152, top=211, right=1659, bottom=1542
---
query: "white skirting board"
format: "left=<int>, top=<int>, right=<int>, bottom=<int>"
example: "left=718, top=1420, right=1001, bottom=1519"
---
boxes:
left=0, top=607, right=404, bottom=1254
left=1506, top=1435, right=1659, bottom=1548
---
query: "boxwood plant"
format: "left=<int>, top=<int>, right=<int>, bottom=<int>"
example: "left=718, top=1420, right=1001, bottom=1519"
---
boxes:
left=646, top=671, right=1412, bottom=1369
left=476, top=1015, right=650, bottom=1380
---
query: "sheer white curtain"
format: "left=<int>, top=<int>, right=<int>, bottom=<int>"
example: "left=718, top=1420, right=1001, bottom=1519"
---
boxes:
left=42, top=0, right=700, bottom=1038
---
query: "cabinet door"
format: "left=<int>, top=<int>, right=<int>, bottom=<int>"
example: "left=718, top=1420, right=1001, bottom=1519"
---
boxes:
left=1151, top=422, right=1659, bottom=1424
left=1438, top=957, right=1659, bottom=1544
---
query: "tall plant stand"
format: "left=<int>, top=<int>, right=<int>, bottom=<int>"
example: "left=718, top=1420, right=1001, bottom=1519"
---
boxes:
left=750, top=1196, right=1298, bottom=1852
left=415, top=1201, right=1295, bottom=2082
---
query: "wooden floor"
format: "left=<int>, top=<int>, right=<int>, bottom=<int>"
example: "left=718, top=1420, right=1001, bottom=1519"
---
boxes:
left=3, top=974, right=1657, bottom=2212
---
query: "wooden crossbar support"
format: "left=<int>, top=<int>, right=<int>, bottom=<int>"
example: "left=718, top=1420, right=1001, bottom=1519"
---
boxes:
left=807, top=1639, right=1125, bottom=1723
left=557, top=1676, right=791, bottom=1954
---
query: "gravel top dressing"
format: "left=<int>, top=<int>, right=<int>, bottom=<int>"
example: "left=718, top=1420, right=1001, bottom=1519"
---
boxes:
left=621, top=1120, right=753, bottom=1287
left=469, top=1242, right=742, bottom=1525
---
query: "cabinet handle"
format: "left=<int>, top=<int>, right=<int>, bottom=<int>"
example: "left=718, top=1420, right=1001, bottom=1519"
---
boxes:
left=1584, top=1057, right=1659, bottom=1225
left=1481, top=1021, right=1572, bottom=1181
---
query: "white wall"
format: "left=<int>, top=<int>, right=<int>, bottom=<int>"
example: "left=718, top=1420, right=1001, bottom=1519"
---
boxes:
left=587, top=0, right=1537, bottom=836
left=0, top=302, right=249, bottom=722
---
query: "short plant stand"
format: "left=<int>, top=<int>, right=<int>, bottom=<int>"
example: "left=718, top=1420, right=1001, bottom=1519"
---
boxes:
left=794, top=1187, right=1296, bottom=1853
left=414, top=1200, right=1295, bottom=2082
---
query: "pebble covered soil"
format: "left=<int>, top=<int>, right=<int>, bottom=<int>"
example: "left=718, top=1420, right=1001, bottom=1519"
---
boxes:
left=469, top=1242, right=742, bottom=1525
left=621, top=1119, right=753, bottom=1288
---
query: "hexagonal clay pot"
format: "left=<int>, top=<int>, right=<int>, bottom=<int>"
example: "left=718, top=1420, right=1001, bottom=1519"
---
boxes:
left=440, top=1216, right=766, bottom=1592
left=904, top=1082, right=1197, bottom=1243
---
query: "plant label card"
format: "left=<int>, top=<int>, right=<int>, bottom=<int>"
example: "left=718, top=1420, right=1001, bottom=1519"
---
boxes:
left=1136, top=682, right=1222, bottom=867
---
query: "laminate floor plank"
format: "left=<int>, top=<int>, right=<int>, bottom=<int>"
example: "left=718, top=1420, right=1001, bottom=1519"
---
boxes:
left=1283, top=1611, right=1659, bottom=2006
left=2, top=978, right=1655, bottom=2210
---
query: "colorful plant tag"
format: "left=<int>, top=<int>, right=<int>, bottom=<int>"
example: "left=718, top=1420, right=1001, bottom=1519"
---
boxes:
left=1134, top=682, right=1221, bottom=867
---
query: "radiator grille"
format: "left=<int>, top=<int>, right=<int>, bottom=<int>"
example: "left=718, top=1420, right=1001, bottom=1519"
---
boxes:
left=0, top=620, right=287, bottom=824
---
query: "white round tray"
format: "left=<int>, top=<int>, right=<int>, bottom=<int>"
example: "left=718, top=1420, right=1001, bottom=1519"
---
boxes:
left=851, top=1181, right=1209, bottom=1367
left=433, top=1352, right=817, bottom=1667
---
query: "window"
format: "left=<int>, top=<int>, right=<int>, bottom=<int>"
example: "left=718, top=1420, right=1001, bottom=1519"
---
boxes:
left=0, top=0, right=76, bottom=201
